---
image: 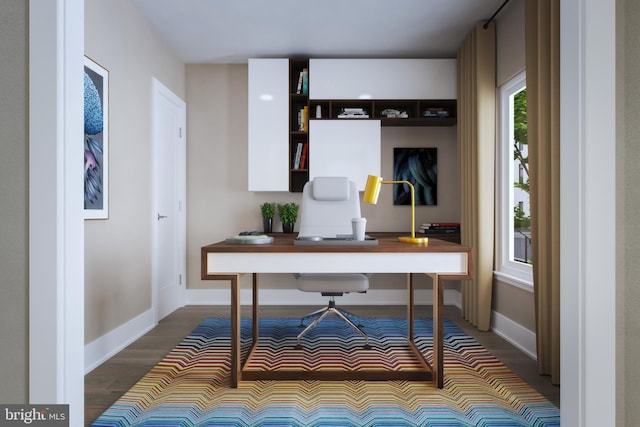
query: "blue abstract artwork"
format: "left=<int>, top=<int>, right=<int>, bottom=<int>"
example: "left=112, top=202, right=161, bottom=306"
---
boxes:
left=393, top=147, right=437, bottom=205
left=84, top=56, right=109, bottom=219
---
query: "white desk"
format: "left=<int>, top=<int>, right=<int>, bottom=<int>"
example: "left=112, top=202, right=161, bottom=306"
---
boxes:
left=201, top=233, right=472, bottom=388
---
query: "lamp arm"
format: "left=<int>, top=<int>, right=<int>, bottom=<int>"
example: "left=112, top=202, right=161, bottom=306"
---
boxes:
left=382, top=180, right=416, bottom=238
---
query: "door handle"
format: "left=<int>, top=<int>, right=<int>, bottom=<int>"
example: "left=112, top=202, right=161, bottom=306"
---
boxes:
left=157, top=213, right=168, bottom=221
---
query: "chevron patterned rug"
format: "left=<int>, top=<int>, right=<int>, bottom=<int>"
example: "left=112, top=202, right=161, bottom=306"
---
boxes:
left=91, top=317, right=559, bottom=426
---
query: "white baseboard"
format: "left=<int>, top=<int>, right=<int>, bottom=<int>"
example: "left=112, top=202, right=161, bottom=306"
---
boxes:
left=84, top=308, right=156, bottom=374
left=490, top=310, right=537, bottom=360
left=186, top=288, right=462, bottom=306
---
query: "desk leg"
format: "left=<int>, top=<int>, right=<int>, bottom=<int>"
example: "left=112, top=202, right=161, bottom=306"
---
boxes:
left=230, top=274, right=241, bottom=388
left=252, top=273, right=258, bottom=344
left=407, top=273, right=414, bottom=341
left=431, top=273, right=444, bottom=388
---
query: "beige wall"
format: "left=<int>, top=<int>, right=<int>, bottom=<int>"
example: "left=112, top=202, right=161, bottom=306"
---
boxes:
left=185, top=64, right=459, bottom=294
left=84, top=0, right=185, bottom=342
left=0, top=0, right=28, bottom=403
left=621, top=0, right=640, bottom=422
left=492, top=281, right=535, bottom=330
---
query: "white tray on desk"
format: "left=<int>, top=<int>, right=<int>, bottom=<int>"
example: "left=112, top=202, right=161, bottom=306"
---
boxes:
left=225, top=235, right=274, bottom=245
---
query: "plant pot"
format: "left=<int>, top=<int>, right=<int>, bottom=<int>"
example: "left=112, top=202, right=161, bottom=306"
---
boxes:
left=282, top=222, right=295, bottom=233
left=262, top=218, right=273, bottom=233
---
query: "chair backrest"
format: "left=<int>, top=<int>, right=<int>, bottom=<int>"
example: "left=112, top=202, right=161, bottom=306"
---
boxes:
left=297, top=177, right=361, bottom=238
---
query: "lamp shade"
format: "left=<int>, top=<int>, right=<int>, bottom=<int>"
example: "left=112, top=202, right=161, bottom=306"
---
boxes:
left=363, top=175, right=383, bottom=204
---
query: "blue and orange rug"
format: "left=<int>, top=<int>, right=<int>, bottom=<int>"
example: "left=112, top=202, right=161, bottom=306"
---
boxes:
left=91, top=317, right=560, bottom=426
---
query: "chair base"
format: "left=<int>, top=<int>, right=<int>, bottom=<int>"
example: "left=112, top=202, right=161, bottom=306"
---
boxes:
left=296, top=298, right=369, bottom=348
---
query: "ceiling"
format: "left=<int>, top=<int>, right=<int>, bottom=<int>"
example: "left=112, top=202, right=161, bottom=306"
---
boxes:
left=130, top=0, right=506, bottom=64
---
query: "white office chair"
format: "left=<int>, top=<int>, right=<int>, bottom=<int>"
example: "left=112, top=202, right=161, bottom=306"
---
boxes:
left=295, top=177, right=370, bottom=348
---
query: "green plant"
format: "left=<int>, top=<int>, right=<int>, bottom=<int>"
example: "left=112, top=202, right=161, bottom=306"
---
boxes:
left=260, top=202, right=276, bottom=219
left=277, top=202, right=299, bottom=224
left=513, top=88, right=529, bottom=193
left=513, top=204, right=531, bottom=229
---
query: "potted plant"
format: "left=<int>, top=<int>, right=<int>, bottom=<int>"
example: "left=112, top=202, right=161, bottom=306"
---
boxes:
left=260, top=202, right=276, bottom=233
left=277, top=202, right=299, bottom=233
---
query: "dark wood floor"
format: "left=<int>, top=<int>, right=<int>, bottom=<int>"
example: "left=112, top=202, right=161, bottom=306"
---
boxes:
left=85, top=305, right=560, bottom=425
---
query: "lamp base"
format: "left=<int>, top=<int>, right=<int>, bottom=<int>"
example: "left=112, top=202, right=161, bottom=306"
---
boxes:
left=398, top=236, right=429, bottom=245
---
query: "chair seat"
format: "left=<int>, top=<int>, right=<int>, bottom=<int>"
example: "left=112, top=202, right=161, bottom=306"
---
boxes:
left=296, top=273, right=369, bottom=293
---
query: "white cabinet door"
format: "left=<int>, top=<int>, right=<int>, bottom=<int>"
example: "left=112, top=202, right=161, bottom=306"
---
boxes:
left=309, top=120, right=381, bottom=191
left=248, top=58, right=289, bottom=191
left=309, top=59, right=457, bottom=100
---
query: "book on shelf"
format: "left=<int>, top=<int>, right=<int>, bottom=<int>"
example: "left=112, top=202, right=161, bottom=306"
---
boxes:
left=381, top=108, right=409, bottom=118
left=298, top=106, right=309, bottom=132
left=301, top=68, right=308, bottom=95
left=299, top=143, right=308, bottom=169
left=295, top=71, right=303, bottom=94
left=419, top=222, right=460, bottom=235
left=293, top=142, right=303, bottom=169
left=303, top=106, right=308, bottom=131
left=420, top=222, right=460, bottom=228
left=419, top=228, right=460, bottom=235
left=338, top=107, right=369, bottom=118
left=423, top=107, right=451, bottom=118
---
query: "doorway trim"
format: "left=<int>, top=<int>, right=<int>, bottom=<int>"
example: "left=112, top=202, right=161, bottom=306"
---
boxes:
left=27, top=0, right=620, bottom=424
left=28, top=0, right=85, bottom=422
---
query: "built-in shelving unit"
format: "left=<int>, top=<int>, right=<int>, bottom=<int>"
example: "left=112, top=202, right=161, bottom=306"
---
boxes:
left=249, top=58, right=457, bottom=192
left=289, top=58, right=309, bottom=193
left=308, top=99, right=457, bottom=127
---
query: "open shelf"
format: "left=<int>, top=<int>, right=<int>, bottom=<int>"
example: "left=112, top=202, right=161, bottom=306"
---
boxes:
left=289, top=59, right=309, bottom=192
left=308, top=99, right=457, bottom=127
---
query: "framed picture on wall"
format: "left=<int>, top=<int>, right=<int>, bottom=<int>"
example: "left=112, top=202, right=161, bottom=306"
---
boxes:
left=84, top=56, right=109, bottom=219
left=393, top=147, right=437, bottom=205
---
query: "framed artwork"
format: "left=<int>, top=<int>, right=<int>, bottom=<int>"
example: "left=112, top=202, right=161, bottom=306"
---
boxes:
left=393, top=147, right=437, bottom=205
left=84, top=56, right=109, bottom=219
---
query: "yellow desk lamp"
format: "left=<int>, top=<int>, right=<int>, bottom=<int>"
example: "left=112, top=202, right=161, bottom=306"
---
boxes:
left=363, top=174, right=429, bottom=244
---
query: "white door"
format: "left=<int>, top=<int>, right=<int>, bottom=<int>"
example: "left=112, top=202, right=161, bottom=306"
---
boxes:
left=152, top=78, right=186, bottom=322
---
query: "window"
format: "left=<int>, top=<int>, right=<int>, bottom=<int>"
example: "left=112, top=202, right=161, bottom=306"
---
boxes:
left=496, top=71, right=532, bottom=287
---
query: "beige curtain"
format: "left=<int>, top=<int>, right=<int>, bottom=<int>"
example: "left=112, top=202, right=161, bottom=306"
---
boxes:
left=525, top=0, right=561, bottom=384
left=457, top=22, right=496, bottom=332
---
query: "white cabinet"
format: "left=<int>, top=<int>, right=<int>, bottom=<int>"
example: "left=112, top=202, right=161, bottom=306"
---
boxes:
left=247, top=58, right=455, bottom=193
left=309, top=59, right=457, bottom=100
left=248, top=58, right=289, bottom=191
left=309, top=120, right=381, bottom=191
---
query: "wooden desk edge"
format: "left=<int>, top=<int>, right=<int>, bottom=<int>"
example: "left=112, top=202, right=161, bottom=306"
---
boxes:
left=201, top=234, right=472, bottom=254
